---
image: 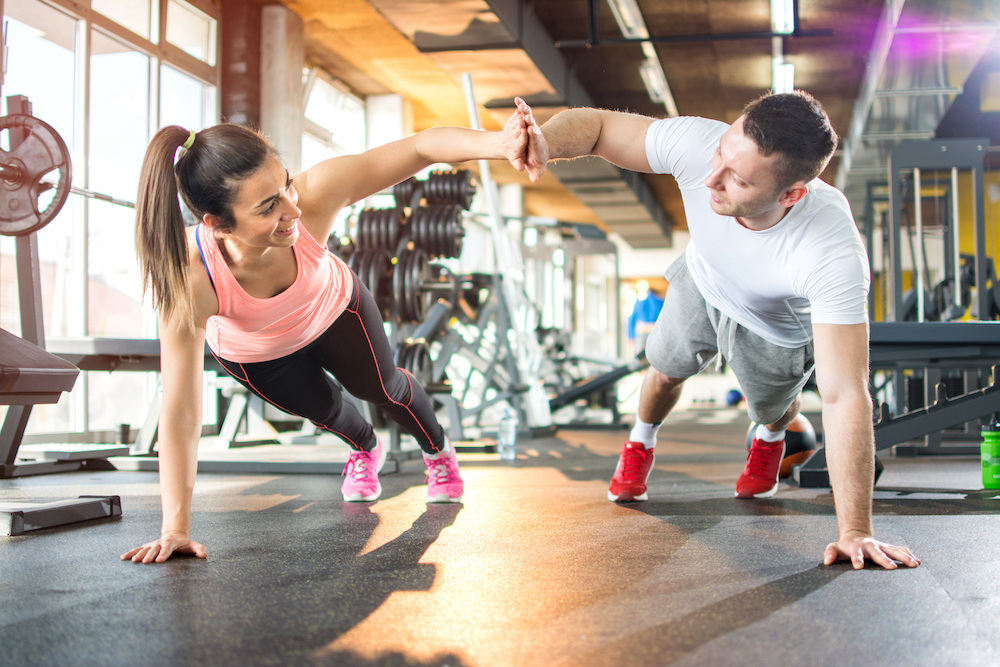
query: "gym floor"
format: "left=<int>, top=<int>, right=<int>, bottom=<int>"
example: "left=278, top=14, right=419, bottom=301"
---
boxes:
left=2, top=408, right=998, bottom=667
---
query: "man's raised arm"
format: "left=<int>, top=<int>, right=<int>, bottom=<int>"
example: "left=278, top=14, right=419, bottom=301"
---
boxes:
left=516, top=97, right=656, bottom=182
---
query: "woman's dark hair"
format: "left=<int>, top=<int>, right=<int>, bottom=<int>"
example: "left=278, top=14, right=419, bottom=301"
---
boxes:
left=134, top=124, right=277, bottom=325
left=741, top=91, right=839, bottom=191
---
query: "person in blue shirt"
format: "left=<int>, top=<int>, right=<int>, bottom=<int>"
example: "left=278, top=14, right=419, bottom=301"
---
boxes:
left=628, top=279, right=664, bottom=355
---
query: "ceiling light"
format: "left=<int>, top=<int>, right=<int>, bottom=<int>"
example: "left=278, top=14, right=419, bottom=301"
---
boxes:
left=771, top=0, right=795, bottom=34
left=639, top=59, right=667, bottom=103
left=607, top=0, right=648, bottom=39
left=773, top=60, right=795, bottom=94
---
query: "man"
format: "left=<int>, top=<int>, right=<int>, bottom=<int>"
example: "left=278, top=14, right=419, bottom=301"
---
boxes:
left=512, top=92, right=919, bottom=570
left=628, top=279, right=664, bottom=354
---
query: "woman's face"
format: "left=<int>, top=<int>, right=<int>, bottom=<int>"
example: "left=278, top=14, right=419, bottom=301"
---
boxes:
left=224, top=157, right=301, bottom=249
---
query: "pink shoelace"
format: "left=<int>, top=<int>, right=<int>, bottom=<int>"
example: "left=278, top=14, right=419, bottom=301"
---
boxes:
left=426, top=456, right=457, bottom=484
left=344, top=450, right=374, bottom=480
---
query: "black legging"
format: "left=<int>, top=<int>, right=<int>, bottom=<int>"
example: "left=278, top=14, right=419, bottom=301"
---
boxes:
left=213, top=274, right=445, bottom=455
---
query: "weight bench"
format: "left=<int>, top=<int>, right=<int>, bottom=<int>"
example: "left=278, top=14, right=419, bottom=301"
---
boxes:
left=45, top=337, right=398, bottom=475
left=794, top=321, right=1000, bottom=488
left=0, top=327, right=122, bottom=535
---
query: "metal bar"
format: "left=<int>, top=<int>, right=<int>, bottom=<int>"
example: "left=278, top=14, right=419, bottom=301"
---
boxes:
left=951, top=167, right=961, bottom=308
left=895, top=23, right=999, bottom=34
left=889, top=154, right=904, bottom=321
left=873, top=377, right=1000, bottom=450
left=873, top=87, right=962, bottom=97
left=914, top=168, right=924, bottom=322
left=549, top=351, right=646, bottom=411
left=835, top=0, right=906, bottom=190
left=587, top=0, right=600, bottom=46
left=416, top=41, right=520, bottom=53
left=0, top=160, right=22, bottom=181
left=973, top=145, right=989, bottom=319
left=862, top=131, right=936, bottom=141
left=554, top=28, right=832, bottom=47
left=68, top=185, right=135, bottom=208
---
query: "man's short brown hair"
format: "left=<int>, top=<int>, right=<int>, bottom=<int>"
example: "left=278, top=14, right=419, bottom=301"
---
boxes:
left=741, top=91, right=839, bottom=191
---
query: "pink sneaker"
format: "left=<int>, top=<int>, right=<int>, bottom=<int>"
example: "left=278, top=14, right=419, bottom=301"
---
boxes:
left=423, top=444, right=464, bottom=503
left=342, top=439, right=386, bottom=502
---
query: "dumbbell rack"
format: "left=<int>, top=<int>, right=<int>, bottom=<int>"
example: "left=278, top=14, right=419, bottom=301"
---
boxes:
left=336, top=170, right=477, bottom=456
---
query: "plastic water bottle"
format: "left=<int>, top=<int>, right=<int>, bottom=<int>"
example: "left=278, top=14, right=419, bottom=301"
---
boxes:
left=498, top=408, right=517, bottom=461
left=982, top=418, right=1000, bottom=489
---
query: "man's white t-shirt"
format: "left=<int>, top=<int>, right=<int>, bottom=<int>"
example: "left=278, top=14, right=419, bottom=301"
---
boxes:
left=645, top=116, right=870, bottom=349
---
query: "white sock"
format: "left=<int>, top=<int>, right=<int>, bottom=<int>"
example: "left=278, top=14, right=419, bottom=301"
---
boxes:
left=629, top=419, right=661, bottom=450
left=755, top=424, right=785, bottom=443
left=424, top=440, right=451, bottom=459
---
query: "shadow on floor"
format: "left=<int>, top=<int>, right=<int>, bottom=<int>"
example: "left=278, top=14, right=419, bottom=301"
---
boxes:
left=502, top=437, right=1000, bottom=518
left=2, top=503, right=466, bottom=667
left=563, top=564, right=848, bottom=667
left=311, top=651, right=471, bottom=667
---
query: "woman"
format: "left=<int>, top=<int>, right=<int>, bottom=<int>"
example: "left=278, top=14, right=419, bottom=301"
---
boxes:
left=123, top=112, right=529, bottom=563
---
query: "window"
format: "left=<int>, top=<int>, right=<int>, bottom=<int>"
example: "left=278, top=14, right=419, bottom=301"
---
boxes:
left=1, top=0, right=79, bottom=340
left=91, top=0, right=153, bottom=41
left=160, top=63, right=216, bottom=132
left=1, top=0, right=219, bottom=435
left=302, top=74, right=366, bottom=169
left=88, top=30, right=150, bottom=339
left=166, top=0, right=216, bottom=65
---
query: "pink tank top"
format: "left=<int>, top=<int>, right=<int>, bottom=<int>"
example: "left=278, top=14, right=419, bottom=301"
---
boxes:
left=197, top=221, right=353, bottom=362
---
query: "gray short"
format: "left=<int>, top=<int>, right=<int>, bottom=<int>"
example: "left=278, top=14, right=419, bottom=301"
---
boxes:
left=645, top=253, right=815, bottom=425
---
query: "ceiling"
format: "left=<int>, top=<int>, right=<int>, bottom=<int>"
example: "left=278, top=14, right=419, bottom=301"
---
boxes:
left=276, top=0, right=1000, bottom=249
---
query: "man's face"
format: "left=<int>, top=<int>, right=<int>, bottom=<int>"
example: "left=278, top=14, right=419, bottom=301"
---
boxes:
left=704, top=116, right=785, bottom=223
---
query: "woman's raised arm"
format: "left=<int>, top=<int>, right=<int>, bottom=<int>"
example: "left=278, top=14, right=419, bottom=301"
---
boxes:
left=293, top=110, right=529, bottom=243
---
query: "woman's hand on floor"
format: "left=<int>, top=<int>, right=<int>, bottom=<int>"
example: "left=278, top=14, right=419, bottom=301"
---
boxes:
left=122, top=532, right=207, bottom=563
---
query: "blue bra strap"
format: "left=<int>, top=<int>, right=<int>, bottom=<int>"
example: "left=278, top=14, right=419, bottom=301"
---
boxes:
left=194, top=224, right=215, bottom=290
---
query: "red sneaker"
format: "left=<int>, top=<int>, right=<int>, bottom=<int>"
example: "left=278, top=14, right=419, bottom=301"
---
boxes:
left=736, top=438, right=785, bottom=498
left=608, top=441, right=655, bottom=502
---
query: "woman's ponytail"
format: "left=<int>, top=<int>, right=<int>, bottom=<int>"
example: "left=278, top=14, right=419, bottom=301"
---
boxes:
left=135, top=126, right=196, bottom=328
left=135, top=122, right=277, bottom=327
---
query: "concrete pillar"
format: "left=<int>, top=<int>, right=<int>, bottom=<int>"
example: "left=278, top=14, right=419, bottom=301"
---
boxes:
left=260, top=4, right=303, bottom=173
left=220, top=0, right=262, bottom=127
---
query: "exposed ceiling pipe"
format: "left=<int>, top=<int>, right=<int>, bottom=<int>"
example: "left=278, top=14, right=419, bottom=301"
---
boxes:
left=604, top=0, right=679, bottom=116
left=483, top=0, right=673, bottom=245
left=835, top=0, right=907, bottom=191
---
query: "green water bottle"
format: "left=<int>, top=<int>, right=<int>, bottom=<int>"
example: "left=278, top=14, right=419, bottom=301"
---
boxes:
left=982, top=418, right=1000, bottom=490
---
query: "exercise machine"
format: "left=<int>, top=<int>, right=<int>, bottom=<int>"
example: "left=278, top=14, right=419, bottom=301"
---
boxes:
left=0, top=95, right=120, bottom=534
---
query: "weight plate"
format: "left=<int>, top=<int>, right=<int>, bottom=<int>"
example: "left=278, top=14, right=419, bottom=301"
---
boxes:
left=392, top=251, right=406, bottom=323
left=372, top=249, right=391, bottom=319
left=413, top=207, right=428, bottom=253
left=0, top=114, right=73, bottom=236
left=388, top=209, right=401, bottom=249
left=398, top=249, right=414, bottom=323
left=414, top=343, right=432, bottom=385
left=376, top=251, right=391, bottom=318
left=380, top=210, right=389, bottom=249
left=405, top=249, right=420, bottom=322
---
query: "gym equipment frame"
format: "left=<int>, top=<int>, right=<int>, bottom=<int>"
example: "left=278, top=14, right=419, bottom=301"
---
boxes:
left=0, top=95, right=120, bottom=534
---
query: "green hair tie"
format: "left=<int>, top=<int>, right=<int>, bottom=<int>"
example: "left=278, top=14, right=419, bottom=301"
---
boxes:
left=182, top=130, right=196, bottom=150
